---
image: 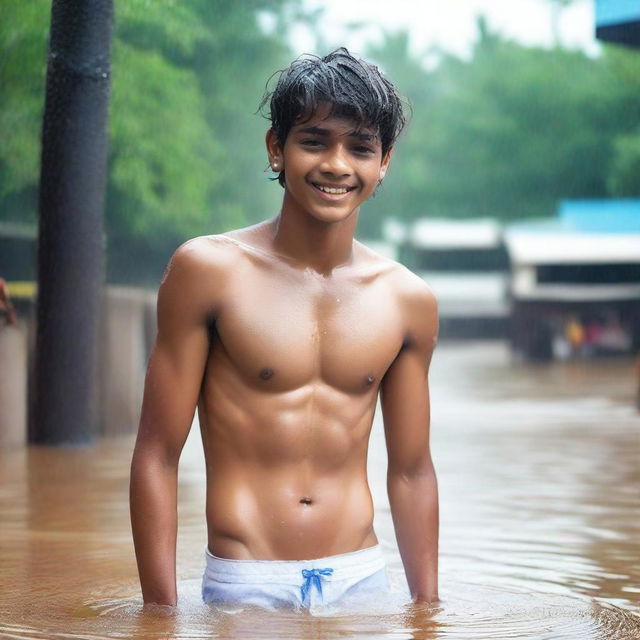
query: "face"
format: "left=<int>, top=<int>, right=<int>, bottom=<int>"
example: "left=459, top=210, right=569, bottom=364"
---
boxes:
left=266, top=107, right=391, bottom=223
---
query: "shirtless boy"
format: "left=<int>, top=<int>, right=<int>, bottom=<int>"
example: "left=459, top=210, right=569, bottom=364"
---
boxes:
left=130, top=48, right=439, bottom=610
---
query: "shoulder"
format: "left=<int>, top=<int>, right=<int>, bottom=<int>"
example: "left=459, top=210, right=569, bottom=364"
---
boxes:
left=158, top=234, right=244, bottom=321
left=355, top=242, right=438, bottom=347
left=370, top=251, right=438, bottom=348
left=392, top=265, right=438, bottom=352
left=161, top=232, right=260, bottom=294
left=357, top=242, right=437, bottom=316
left=164, top=234, right=242, bottom=281
left=168, top=220, right=280, bottom=277
left=394, top=265, right=438, bottom=324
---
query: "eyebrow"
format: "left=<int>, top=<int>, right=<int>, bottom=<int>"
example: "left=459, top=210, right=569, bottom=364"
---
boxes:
left=297, top=126, right=376, bottom=142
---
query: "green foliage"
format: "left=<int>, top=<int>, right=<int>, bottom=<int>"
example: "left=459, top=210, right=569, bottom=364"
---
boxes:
left=608, top=128, right=640, bottom=195
left=107, top=0, right=296, bottom=269
left=2, top=3, right=639, bottom=280
left=360, top=24, right=640, bottom=237
left=108, top=41, right=219, bottom=241
left=602, top=46, right=640, bottom=196
left=116, top=0, right=208, bottom=60
left=0, top=0, right=297, bottom=282
left=182, top=0, right=293, bottom=229
left=0, top=0, right=49, bottom=209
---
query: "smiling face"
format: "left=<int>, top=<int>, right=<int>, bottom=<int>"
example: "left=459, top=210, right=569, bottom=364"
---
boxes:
left=266, top=106, right=391, bottom=224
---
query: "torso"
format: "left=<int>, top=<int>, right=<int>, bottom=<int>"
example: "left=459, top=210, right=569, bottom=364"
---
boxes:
left=196, top=222, right=410, bottom=560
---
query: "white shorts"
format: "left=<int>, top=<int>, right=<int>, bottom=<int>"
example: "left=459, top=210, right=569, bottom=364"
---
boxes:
left=202, top=544, right=389, bottom=610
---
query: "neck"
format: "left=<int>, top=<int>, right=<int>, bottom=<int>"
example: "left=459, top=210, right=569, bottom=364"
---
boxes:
left=269, top=192, right=359, bottom=275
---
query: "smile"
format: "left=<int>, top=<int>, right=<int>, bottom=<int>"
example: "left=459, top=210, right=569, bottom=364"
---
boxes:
left=312, top=183, right=355, bottom=195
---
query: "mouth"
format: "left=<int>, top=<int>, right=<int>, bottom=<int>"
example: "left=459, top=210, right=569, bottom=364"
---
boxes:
left=311, top=182, right=356, bottom=196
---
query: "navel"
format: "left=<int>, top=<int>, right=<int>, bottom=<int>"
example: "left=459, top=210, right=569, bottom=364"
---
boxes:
left=299, top=497, right=313, bottom=505
left=259, top=367, right=274, bottom=380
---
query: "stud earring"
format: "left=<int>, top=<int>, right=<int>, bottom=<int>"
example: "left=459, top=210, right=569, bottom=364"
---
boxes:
left=271, top=159, right=280, bottom=171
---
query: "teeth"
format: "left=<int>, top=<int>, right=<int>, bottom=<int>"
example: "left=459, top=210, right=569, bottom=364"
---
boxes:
left=316, top=185, right=349, bottom=194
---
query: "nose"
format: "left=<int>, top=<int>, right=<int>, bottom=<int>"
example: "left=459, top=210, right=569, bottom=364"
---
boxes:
left=319, top=144, right=351, bottom=177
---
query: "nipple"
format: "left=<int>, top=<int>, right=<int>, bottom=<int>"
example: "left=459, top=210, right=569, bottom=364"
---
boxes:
left=259, top=367, right=274, bottom=380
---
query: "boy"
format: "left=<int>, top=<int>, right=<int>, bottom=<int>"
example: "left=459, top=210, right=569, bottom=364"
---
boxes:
left=130, top=48, right=439, bottom=610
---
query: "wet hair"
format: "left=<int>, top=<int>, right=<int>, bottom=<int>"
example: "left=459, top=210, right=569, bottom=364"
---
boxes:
left=259, top=47, right=408, bottom=187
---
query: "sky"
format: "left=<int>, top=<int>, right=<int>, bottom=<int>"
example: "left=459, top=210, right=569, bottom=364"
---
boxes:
left=287, top=0, right=599, bottom=62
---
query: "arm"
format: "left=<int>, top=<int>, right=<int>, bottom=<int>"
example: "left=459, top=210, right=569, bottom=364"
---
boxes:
left=380, top=280, right=439, bottom=603
left=129, top=239, right=219, bottom=605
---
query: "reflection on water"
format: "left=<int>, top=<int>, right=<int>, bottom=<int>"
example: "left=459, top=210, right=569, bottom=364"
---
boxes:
left=0, top=342, right=638, bottom=639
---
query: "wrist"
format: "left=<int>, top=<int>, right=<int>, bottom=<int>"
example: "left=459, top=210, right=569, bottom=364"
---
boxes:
left=142, top=587, right=177, bottom=607
left=412, top=591, right=440, bottom=605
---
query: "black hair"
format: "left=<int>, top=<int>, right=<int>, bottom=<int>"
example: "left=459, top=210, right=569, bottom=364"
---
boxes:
left=259, top=47, right=408, bottom=187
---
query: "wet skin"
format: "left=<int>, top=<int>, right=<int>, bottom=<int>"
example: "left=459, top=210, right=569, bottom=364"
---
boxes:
left=130, top=112, right=439, bottom=606
left=198, top=228, right=405, bottom=560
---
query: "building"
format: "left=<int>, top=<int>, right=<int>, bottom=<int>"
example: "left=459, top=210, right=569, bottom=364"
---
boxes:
left=505, top=199, right=640, bottom=360
left=404, top=218, right=510, bottom=338
left=595, top=0, right=640, bottom=47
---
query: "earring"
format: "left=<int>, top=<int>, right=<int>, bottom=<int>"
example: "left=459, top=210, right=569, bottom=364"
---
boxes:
left=271, top=159, right=280, bottom=171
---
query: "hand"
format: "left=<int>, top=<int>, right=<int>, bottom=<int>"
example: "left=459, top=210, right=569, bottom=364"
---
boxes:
left=403, top=599, right=443, bottom=640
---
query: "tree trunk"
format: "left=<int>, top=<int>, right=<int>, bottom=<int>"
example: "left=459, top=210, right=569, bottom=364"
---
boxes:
left=32, top=0, right=113, bottom=444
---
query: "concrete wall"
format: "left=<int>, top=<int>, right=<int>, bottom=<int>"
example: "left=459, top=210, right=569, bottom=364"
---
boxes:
left=0, top=286, right=157, bottom=447
left=0, top=320, right=29, bottom=447
left=99, top=287, right=156, bottom=437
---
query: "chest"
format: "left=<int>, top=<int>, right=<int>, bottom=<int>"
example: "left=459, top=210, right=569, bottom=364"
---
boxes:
left=213, top=267, right=404, bottom=392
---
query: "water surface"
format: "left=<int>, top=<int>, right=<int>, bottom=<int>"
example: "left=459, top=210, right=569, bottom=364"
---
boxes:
left=1, top=342, right=639, bottom=639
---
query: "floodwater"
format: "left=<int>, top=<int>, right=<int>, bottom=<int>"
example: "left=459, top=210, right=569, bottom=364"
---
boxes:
left=1, top=341, right=639, bottom=640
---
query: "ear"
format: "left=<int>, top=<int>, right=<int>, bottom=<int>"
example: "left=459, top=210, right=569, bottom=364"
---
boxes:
left=266, top=129, right=284, bottom=170
left=379, top=147, right=393, bottom=180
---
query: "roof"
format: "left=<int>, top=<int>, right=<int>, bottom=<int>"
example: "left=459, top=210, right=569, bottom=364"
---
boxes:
left=559, top=199, right=640, bottom=233
left=596, top=0, right=640, bottom=27
left=410, top=218, right=502, bottom=249
left=505, top=231, right=640, bottom=264
left=505, top=199, right=640, bottom=264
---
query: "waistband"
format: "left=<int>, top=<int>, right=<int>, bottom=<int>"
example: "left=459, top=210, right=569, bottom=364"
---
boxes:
left=204, top=544, right=386, bottom=584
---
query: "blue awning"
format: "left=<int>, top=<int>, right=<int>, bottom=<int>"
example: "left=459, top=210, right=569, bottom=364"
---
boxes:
left=559, top=199, right=640, bottom=233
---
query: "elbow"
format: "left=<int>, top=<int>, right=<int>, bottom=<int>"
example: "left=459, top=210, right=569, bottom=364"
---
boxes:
left=129, top=442, right=179, bottom=509
left=131, top=436, right=180, bottom=477
left=387, top=456, right=437, bottom=486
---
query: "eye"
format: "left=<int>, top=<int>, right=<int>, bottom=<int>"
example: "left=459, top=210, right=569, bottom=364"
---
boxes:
left=353, top=145, right=375, bottom=155
left=300, top=139, right=323, bottom=147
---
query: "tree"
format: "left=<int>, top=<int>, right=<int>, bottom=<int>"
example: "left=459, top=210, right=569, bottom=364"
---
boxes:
left=359, top=21, right=640, bottom=237
left=1, top=0, right=302, bottom=283
left=0, top=1, right=50, bottom=223
left=106, top=0, right=298, bottom=281
left=603, top=45, right=640, bottom=196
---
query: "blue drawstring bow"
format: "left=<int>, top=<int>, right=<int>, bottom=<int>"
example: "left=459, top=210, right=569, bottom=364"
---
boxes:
left=300, top=567, right=334, bottom=603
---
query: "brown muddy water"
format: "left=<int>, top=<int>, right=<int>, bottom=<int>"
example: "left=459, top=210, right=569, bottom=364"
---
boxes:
left=1, top=342, right=639, bottom=639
